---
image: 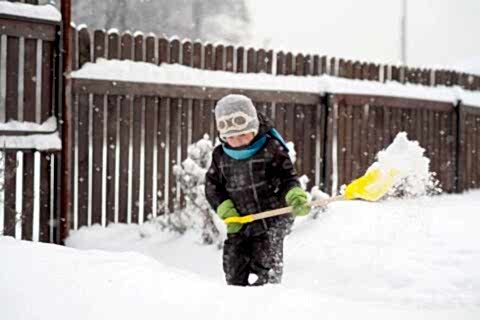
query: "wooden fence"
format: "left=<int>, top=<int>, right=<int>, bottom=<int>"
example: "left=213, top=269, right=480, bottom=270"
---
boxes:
left=70, top=78, right=325, bottom=228
left=0, top=13, right=61, bottom=242
left=68, top=27, right=480, bottom=197
left=69, top=76, right=480, bottom=229
left=1, top=18, right=480, bottom=242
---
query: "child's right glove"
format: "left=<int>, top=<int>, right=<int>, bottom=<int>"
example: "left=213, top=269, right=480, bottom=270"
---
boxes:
left=285, top=187, right=311, bottom=216
left=217, top=199, right=243, bottom=234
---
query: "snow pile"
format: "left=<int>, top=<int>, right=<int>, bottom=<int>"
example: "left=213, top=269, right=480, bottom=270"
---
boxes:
left=371, top=132, right=440, bottom=197
left=0, top=2, right=61, bottom=22
left=70, top=59, right=480, bottom=106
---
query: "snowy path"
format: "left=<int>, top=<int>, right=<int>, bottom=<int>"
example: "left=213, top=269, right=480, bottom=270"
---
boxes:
left=2, top=191, right=480, bottom=319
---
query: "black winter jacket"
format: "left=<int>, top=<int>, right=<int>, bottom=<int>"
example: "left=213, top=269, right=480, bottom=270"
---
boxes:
left=205, top=114, right=300, bottom=234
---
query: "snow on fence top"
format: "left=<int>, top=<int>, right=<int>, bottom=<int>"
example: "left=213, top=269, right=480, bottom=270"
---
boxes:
left=71, top=59, right=320, bottom=94
left=0, top=133, right=61, bottom=151
left=70, top=58, right=480, bottom=107
left=0, top=117, right=57, bottom=132
left=454, top=87, right=480, bottom=108
left=0, top=2, right=61, bottom=22
left=0, top=117, right=60, bottom=150
left=320, top=76, right=455, bottom=103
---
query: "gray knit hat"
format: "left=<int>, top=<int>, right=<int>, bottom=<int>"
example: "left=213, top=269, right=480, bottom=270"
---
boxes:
left=215, top=94, right=259, bottom=140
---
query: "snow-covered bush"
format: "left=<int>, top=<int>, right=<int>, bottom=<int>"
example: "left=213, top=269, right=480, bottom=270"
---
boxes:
left=169, top=135, right=223, bottom=247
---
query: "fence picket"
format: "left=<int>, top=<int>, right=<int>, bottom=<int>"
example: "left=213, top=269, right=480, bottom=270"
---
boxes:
left=167, top=39, right=181, bottom=212
left=475, top=115, right=480, bottom=188
left=78, top=28, right=90, bottom=67
left=179, top=41, right=193, bottom=208
left=320, top=56, right=327, bottom=75
left=6, top=36, right=19, bottom=121
left=118, top=96, right=130, bottom=222
left=39, top=154, right=51, bottom=242
left=352, top=105, right=363, bottom=179
left=91, top=94, right=104, bottom=225
left=143, top=36, right=157, bottom=219
left=225, top=45, right=234, bottom=72
left=3, top=153, right=17, bottom=237
left=20, top=38, right=37, bottom=240
left=191, top=41, right=204, bottom=142
left=202, top=43, right=216, bottom=143
left=93, top=30, right=106, bottom=61
left=22, top=152, right=34, bottom=240
left=232, top=46, right=243, bottom=73
left=156, top=97, right=167, bottom=213
left=121, top=33, right=133, bottom=60
left=76, top=94, right=89, bottom=227
left=144, top=96, right=156, bottom=219
left=105, top=31, right=120, bottom=224
left=469, top=114, right=478, bottom=189
left=344, top=104, right=353, bottom=184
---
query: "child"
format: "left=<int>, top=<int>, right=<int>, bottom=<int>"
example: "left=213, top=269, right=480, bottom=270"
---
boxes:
left=205, top=94, right=310, bottom=286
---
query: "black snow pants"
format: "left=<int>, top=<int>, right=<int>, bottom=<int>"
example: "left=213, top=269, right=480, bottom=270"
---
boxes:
left=222, top=216, right=292, bottom=286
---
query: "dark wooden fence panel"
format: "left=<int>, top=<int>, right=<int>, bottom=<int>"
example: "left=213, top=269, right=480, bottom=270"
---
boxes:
left=71, top=77, right=325, bottom=223
left=1, top=14, right=60, bottom=242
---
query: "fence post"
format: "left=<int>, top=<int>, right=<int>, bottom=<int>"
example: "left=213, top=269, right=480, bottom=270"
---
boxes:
left=455, top=101, right=464, bottom=193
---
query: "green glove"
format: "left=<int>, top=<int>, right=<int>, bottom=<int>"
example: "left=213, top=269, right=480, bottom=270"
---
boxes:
left=285, top=187, right=311, bottom=216
left=217, top=199, right=243, bottom=234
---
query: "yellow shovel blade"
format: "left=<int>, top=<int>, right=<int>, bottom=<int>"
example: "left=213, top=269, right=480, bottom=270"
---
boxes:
left=344, top=167, right=399, bottom=201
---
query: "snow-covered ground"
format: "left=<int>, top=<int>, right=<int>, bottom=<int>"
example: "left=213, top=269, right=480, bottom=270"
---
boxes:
left=2, top=191, right=480, bottom=319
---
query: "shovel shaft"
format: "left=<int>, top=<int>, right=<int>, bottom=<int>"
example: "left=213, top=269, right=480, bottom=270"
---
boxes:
left=224, top=195, right=344, bottom=225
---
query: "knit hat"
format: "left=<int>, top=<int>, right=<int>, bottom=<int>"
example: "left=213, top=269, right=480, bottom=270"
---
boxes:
left=215, top=94, right=260, bottom=140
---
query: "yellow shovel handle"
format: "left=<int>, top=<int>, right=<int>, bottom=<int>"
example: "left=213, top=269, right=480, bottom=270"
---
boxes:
left=224, top=195, right=344, bottom=225
left=223, top=215, right=254, bottom=224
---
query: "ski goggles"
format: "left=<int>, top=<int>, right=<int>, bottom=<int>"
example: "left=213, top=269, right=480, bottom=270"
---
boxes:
left=216, top=111, right=256, bottom=133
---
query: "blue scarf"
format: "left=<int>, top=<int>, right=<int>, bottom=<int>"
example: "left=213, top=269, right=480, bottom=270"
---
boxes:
left=222, top=128, right=289, bottom=160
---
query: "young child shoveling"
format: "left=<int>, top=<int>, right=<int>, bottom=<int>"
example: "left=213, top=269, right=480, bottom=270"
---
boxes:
left=205, top=94, right=310, bottom=286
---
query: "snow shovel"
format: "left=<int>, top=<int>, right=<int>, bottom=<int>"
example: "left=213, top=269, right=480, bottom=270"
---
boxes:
left=223, top=167, right=399, bottom=225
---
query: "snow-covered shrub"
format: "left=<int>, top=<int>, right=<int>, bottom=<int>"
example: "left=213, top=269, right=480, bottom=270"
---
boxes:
left=169, top=135, right=223, bottom=247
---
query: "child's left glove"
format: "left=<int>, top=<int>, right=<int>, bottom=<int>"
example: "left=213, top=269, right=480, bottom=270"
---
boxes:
left=217, top=199, right=243, bottom=234
left=285, top=187, right=311, bottom=216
